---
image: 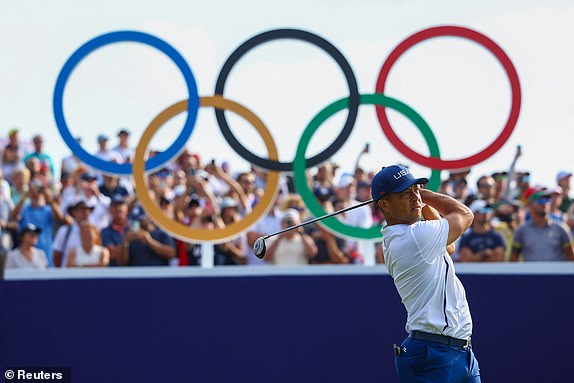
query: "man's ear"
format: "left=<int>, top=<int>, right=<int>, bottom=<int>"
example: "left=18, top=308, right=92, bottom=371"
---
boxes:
left=377, top=198, right=387, bottom=211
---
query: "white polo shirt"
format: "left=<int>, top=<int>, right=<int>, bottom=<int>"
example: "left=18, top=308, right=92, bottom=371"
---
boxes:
left=382, top=218, right=472, bottom=339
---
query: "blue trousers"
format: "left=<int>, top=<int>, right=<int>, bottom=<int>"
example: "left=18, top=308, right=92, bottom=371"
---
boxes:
left=394, top=337, right=481, bottom=382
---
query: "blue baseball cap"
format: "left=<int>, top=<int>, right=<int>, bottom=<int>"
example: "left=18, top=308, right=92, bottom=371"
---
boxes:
left=370, top=165, right=428, bottom=201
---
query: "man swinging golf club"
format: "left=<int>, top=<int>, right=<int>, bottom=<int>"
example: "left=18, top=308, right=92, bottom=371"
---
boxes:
left=373, top=164, right=480, bottom=383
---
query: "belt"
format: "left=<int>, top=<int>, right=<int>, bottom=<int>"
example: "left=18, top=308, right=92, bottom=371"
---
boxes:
left=410, top=331, right=471, bottom=349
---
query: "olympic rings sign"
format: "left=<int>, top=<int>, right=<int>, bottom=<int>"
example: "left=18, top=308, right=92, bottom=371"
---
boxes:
left=53, top=26, right=521, bottom=243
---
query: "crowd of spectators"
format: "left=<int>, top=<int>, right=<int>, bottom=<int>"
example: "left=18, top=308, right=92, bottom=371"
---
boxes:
left=0, top=128, right=573, bottom=270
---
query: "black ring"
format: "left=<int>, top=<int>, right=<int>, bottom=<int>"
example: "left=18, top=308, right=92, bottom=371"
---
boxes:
left=214, top=28, right=359, bottom=172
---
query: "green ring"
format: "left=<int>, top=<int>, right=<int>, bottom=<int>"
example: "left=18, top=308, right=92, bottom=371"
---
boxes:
left=294, top=93, right=442, bottom=240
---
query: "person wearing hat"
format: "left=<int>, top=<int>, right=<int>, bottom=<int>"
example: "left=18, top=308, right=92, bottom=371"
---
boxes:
left=372, top=164, right=479, bottom=382
left=101, top=195, right=130, bottom=267
left=556, top=170, right=572, bottom=213
left=95, top=133, right=123, bottom=164
left=264, top=208, right=317, bottom=265
left=5, top=224, right=48, bottom=269
left=458, top=200, right=505, bottom=262
left=23, top=134, right=55, bottom=180
left=12, top=180, right=69, bottom=267
left=52, top=199, right=95, bottom=267
left=213, top=197, right=246, bottom=265
left=112, top=128, right=134, bottom=163
left=511, top=187, right=574, bottom=262
left=334, top=173, right=373, bottom=263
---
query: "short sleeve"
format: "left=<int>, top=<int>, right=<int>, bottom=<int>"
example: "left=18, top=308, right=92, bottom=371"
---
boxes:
left=410, top=218, right=449, bottom=263
left=513, top=226, right=524, bottom=248
left=558, top=223, right=573, bottom=248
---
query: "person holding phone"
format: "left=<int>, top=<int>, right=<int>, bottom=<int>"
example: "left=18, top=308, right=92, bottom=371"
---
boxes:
left=120, top=216, right=176, bottom=266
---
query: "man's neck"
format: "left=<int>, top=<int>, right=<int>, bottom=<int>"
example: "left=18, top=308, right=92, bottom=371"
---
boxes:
left=531, top=214, right=549, bottom=228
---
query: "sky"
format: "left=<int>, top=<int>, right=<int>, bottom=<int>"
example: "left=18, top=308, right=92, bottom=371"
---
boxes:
left=1, top=0, right=573, bottom=190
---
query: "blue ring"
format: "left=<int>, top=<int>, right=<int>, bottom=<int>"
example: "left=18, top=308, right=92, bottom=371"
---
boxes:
left=53, top=30, right=199, bottom=175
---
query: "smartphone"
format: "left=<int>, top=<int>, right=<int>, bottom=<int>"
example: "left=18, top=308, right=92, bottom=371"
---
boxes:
left=130, top=220, right=140, bottom=231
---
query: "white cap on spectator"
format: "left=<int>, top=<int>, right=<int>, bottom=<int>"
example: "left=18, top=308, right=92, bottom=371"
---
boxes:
left=469, top=199, right=490, bottom=213
left=337, top=173, right=355, bottom=188
left=173, top=185, right=186, bottom=197
left=220, top=197, right=238, bottom=210
left=281, top=208, right=301, bottom=224
left=556, top=171, right=572, bottom=183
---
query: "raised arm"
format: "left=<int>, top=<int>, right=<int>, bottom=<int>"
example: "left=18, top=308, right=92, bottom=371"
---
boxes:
left=420, top=189, right=473, bottom=246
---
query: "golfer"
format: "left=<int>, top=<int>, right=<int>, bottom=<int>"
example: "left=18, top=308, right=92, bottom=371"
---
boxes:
left=372, top=165, right=480, bottom=382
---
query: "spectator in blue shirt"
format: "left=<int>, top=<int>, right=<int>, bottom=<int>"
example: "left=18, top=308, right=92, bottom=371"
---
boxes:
left=12, top=182, right=69, bottom=266
left=459, top=199, right=505, bottom=262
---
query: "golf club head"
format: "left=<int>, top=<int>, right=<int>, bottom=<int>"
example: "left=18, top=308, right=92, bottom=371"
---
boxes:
left=253, top=237, right=267, bottom=259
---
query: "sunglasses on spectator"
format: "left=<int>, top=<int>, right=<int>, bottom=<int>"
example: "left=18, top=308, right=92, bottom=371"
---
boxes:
left=477, top=207, right=493, bottom=214
left=535, top=197, right=550, bottom=205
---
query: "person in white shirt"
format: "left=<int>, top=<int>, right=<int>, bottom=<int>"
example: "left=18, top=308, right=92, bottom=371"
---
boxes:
left=264, top=209, right=317, bottom=266
left=112, top=129, right=134, bottom=163
left=5, top=224, right=48, bottom=269
left=66, top=221, right=109, bottom=267
left=372, top=164, right=480, bottom=383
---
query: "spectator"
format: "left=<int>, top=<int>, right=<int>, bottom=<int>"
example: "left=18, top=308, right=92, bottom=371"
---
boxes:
left=10, top=167, right=30, bottom=206
left=99, top=174, right=130, bottom=200
left=313, top=162, right=334, bottom=189
left=81, top=173, right=112, bottom=230
left=4, top=224, right=48, bottom=269
left=334, top=173, right=372, bottom=262
left=1, top=181, right=16, bottom=253
left=120, top=216, right=176, bottom=266
left=280, top=193, right=308, bottom=221
left=1, top=129, right=23, bottom=184
left=112, top=128, right=134, bottom=163
left=515, top=172, right=532, bottom=204
left=176, top=195, right=215, bottom=266
left=548, top=187, right=565, bottom=223
left=511, top=188, right=574, bottom=261
left=245, top=193, right=284, bottom=265
left=556, top=171, right=572, bottom=213
left=473, top=175, right=497, bottom=205
left=452, top=179, right=470, bottom=203
left=60, top=137, right=83, bottom=182
left=52, top=200, right=94, bottom=267
left=309, top=224, right=349, bottom=264
left=95, top=134, right=123, bottom=164
left=101, top=196, right=130, bottom=266
left=23, top=134, right=54, bottom=179
left=458, top=200, right=505, bottom=262
left=264, top=209, right=317, bottom=265
left=213, top=197, right=246, bottom=265
left=13, top=182, right=69, bottom=266
left=236, top=171, right=257, bottom=214
left=491, top=171, right=508, bottom=201
left=66, top=222, right=109, bottom=267
left=491, top=200, right=522, bottom=261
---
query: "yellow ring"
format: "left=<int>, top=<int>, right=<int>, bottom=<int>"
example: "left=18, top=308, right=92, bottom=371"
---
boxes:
left=133, top=95, right=280, bottom=243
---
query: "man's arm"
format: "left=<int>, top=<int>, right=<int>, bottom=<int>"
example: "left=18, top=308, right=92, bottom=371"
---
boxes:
left=419, top=189, right=473, bottom=246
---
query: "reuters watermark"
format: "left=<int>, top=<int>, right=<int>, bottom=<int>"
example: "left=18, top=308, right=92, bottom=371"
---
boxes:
left=4, top=368, right=70, bottom=382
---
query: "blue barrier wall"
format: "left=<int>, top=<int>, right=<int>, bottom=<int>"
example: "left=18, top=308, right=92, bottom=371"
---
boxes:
left=1, top=266, right=572, bottom=382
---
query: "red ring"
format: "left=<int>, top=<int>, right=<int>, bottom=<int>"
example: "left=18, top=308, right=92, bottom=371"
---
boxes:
left=375, top=25, right=521, bottom=170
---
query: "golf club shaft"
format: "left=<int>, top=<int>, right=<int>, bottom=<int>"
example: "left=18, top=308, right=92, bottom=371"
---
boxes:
left=263, top=198, right=375, bottom=239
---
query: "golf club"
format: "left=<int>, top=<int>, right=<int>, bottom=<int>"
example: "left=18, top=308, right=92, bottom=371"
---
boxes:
left=253, top=198, right=375, bottom=258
